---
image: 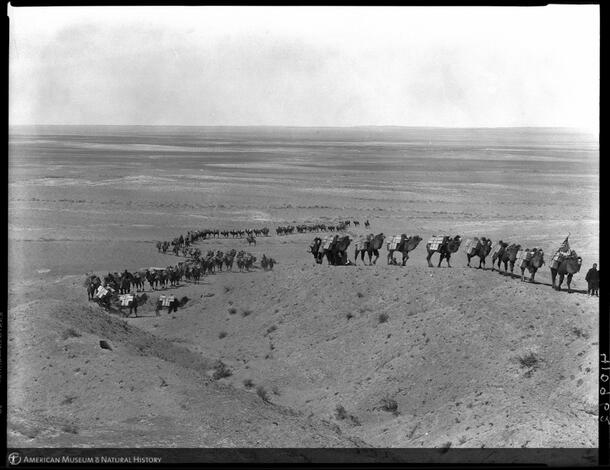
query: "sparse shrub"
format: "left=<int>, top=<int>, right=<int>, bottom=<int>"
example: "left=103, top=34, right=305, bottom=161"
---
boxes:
left=380, top=396, right=399, bottom=415
left=243, top=379, right=254, bottom=389
left=378, top=313, right=389, bottom=324
left=61, top=424, right=78, bottom=434
left=346, top=313, right=354, bottom=320
left=440, top=441, right=452, bottom=453
left=61, top=328, right=81, bottom=340
left=256, top=385, right=271, bottom=403
left=335, top=405, right=348, bottom=420
left=242, top=309, right=252, bottom=317
left=212, top=361, right=232, bottom=380
left=518, top=352, right=539, bottom=369
left=572, top=327, right=589, bottom=339
left=61, top=395, right=77, bottom=405
left=334, top=404, right=361, bottom=426
left=357, top=292, right=364, bottom=298
left=218, top=331, right=227, bottom=339
left=228, top=307, right=237, bottom=315
left=224, top=286, right=232, bottom=293
left=266, top=325, right=277, bottom=335
left=272, top=386, right=281, bottom=396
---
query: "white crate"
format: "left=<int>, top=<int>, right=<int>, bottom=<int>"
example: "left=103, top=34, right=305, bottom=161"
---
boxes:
left=428, top=236, right=445, bottom=251
left=321, top=237, right=334, bottom=250
left=95, top=286, right=109, bottom=298
left=387, top=235, right=402, bottom=250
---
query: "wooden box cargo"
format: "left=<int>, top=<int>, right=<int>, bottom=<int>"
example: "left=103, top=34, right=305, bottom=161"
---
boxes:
left=354, top=239, right=369, bottom=252
left=387, top=235, right=403, bottom=251
left=489, top=243, right=503, bottom=259
left=463, top=238, right=482, bottom=255
left=427, top=236, right=445, bottom=251
left=321, top=237, right=334, bottom=251
left=95, top=286, right=109, bottom=299
left=515, top=250, right=533, bottom=269
left=159, top=295, right=175, bottom=307
left=551, top=252, right=565, bottom=270
left=119, top=294, right=134, bottom=307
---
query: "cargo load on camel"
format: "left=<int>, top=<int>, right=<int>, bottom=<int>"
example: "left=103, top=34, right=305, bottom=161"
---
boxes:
left=354, top=238, right=369, bottom=252
left=321, top=236, right=334, bottom=251
left=427, top=236, right=446, bottom=252
left=119, top=294, right=134, bottom=307
left=515, top=249, right=534, bottom=269
left=387, top=235, right=403, bottom=251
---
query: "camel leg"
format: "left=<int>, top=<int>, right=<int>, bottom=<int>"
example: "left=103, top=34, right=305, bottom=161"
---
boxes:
left=402, top=252, right=408, bottom=266
left=520, top=268, right=525, bottom=282
left=426, top=252, right=433, bottom=267
left=467, top=255, right=471, bottom=267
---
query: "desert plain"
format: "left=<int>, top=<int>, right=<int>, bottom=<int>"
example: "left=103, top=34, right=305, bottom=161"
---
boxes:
left=7, top=126, right=600, bottom=456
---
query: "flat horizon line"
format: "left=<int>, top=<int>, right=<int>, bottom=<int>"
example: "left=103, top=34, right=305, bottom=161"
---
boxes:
left=8, top=124, right=597, bottom=132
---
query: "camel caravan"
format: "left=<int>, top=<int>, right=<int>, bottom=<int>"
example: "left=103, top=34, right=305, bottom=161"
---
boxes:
left=277, top=221, right=351, bottom=236
left=157, top=227, right=271, bottom=256
left=84, top=248, right=277, bottom=316
left=306, top=231, right=587, bottom=293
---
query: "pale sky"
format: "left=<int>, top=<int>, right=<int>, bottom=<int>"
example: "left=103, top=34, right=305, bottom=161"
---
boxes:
left=9, top=5, right=599, bottom=130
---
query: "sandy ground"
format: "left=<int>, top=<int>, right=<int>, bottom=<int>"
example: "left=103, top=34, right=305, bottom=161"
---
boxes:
left=7, top=126, right=599, bottom=453
left=8, top=228, right=598, bottom=449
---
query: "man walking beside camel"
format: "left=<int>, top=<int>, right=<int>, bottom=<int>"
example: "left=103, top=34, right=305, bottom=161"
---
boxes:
left=585, top=263, right=599, bottom=296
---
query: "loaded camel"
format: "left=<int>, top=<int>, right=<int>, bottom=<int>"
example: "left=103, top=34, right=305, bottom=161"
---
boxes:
left=426, top=236, right=462, bottom=267
left=465, top=237, right=493, bottom=269
left=551, top=250, right=582, bottom=293
left=387, top=234, right=422, bottom=266
left=519, top=248, right=545, bottom=282
left=354, top=233, right=385, bottom=265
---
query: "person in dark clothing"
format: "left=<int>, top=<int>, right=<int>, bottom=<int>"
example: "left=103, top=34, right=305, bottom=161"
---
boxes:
left=585, top=263, right=599, bottom=296
left=128, top=296, right=138, bottom=316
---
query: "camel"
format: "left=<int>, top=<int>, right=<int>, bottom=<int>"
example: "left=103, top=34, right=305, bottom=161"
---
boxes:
left=518, top=248, right=545, bottom=282
left=354, top=233, right=385, bottom=265
left=261, top=254, right=276, bottom=271
left=246, top=234, right=256, bottom=246
left=215, top=251, right=224, bottom=272
left=132, top=272, right=145, bottom=292
left=465, top=237, right=493, bottom=269
left=387, top=235, right=422, bottom=266
left=84, top=274, right=101, bottom=300
left=499, top=243, right=521, bottom=273
left=490, top=241, right=509, bottom=271
left=364, top=220, right=370, bottom=228
left=551, top=250, right=582, bottom=293
left=325, top=235, right=351, bottom=265
left=119, top=271, right=133, bottom=294
left=223, top=252, right=236, bottom=271
left=426, top=236, right=462, bottom=267
left=308, top=237, right=325, bottom=264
